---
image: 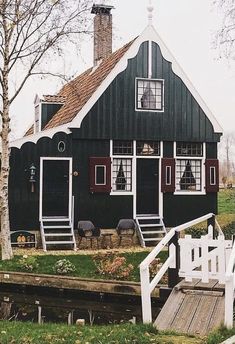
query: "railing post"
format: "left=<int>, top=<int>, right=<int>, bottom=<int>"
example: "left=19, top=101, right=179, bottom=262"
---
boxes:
left=225, top=276, right=234, bottom=328
left=207, top=214, right=215, bottom=238
left=168, top=231, right=180, bottom=288
left=140, top=266, right=152, bottom=323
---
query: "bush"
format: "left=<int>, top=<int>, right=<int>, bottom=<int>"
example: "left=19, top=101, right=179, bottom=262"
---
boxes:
left=53, top=259, right=76, bottom=275
left=223, top=222, right=235, bottom=239
left=185, top=221, right=235, bottom=239
left=17, top=255, right=39, bottom=272
left=93, top=252, right=134, bottom=280
left=149, top=258, right=168, bottom=284
left=185, top=227, right=207, bottom=238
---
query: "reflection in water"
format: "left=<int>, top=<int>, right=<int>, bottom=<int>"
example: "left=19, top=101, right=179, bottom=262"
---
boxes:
left=0, top=302, right=12, bottom=320
left=0, top=287, right=161, bottom=325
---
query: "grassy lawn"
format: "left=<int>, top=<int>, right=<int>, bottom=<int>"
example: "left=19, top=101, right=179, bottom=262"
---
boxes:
left=218, top=188, right=235, bottom=215
left=0, top=321, right=234, bottom=344
left=0, top=321, right=206, bottom=344
left=0, top=250, right=168, bottom=282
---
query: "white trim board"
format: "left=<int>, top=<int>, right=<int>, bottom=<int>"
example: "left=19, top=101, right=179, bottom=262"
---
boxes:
left=10, top=23, right=223, bottom=148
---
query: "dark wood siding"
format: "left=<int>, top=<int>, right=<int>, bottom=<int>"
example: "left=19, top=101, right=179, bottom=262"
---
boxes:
left=163, top=193, right=217, bottom=227
left=71, top=41, right=221, bottom=143
left=41, top=103, right=62, bottom=130
left=72, top=139, right=133, bottom=228
left=9, top=132, right=72, bottom=230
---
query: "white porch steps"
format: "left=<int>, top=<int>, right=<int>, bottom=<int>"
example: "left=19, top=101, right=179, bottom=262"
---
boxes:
left=135, top=214, right=167, bottom=247
left=40, top=218, right=77, bottom=251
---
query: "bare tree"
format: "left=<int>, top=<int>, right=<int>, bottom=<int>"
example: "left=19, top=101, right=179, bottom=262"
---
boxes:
left=218, top=131, right=235, bottom=185
left=0, top=0, right=92, bottom=260
left=213, top=0, right=235, bottom=59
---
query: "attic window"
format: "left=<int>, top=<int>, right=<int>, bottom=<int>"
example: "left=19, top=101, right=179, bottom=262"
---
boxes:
left=136, top=78, right=164, bottom=111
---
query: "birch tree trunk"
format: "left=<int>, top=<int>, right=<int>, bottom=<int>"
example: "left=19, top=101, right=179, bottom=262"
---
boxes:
left=0, top=0, right=91, bottom=260
left=0, top=10, right=13, bottom=260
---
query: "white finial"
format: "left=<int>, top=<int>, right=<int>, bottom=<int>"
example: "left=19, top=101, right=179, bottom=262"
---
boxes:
left=147, top=0, right=154, bottom=25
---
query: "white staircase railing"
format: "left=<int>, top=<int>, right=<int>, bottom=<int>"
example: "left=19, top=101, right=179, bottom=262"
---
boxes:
left=225, top=239, right=235, bottom=328
left=135, top=218, right=145, bottom=247
left=140, top=213, right=221, bottom=324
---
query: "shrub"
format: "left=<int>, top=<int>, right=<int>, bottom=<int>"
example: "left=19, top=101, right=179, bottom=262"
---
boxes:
left=17, top=255, right=39, bottom=272
left=53, top=259, right=76, bottom=275
left=149, top=258, right=167, bottom=284
left=223, top=222, right=235, bottom=239
left=185, top=227, right=207, bottom=238
left=93, top=252, right=134, bottom=280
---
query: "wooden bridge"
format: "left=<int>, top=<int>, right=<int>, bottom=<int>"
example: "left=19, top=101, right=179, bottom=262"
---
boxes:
left=155, top=279, right=225, bottom=335
left=140, top=213, right=235, bottom=335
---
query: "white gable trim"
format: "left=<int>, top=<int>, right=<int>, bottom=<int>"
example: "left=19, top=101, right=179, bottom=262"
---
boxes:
left=10, top=124, right=70, bottom=149
left=71, top=24, right=222, bottom=133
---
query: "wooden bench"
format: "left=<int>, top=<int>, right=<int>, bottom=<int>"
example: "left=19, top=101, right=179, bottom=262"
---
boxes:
left=10, top=231, right=37, bottom=248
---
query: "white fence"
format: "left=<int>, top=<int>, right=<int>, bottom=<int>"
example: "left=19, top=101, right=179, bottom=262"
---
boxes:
left=225, top=241, right=235, bottom=327
left=140, top=213, right=235, bottom=327
left=179, top=226, right=232, bottom=284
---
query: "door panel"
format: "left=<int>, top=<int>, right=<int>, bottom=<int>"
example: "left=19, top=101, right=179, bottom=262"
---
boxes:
left=42, top=160, right=70, bottom=217
left=136, top=159, right=159, bottom=214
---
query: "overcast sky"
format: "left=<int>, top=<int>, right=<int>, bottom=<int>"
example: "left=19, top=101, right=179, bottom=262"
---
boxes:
left=11, top=0, right=235, bottom=138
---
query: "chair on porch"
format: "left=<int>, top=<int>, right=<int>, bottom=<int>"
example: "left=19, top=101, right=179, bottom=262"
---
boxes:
left=77, top=221, right=101, bottom=249
left=116, top=219, right=136, bottom=247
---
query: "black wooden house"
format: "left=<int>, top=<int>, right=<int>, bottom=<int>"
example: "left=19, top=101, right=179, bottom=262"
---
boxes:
left=9, top=5, right=222, bottom=249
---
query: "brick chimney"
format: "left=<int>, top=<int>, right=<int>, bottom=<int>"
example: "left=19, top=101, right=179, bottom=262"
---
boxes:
left=91, top=4, right=114, bottom=66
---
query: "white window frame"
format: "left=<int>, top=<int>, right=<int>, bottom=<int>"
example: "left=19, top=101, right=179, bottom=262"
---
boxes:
left=95, top=165, right=106, bottom=186
left=34, top=102, right=42, bottom=133
left=174, top=142, right=206, bottom=195
left=210, top=166, right=216, bottom=186
left=166, top=166, right=172, bottom=186
left=135, top=77, right=165, bottom=113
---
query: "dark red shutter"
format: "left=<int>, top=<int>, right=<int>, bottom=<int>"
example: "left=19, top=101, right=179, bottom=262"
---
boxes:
left=161, top=158, right=175, bottom=193
left=89, top=157, right=111, bottom=193
left=205, top=159, right=219, bottom=192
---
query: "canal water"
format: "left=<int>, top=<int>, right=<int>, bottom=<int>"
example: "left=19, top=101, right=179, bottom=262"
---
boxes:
left=0, top=285, right=162, bottom=325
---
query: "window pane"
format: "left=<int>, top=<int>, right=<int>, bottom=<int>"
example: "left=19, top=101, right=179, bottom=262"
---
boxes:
left=176, top=142, right=203, bottom=156
left=136, top=79, right=163, bottom=111
left=176, top=159, right=201, bottom=191
left=112, top=158, right=132, bottom=192
left=136, top=141, right=160, bottom=155
left=113, top=141, right=133, bottom=155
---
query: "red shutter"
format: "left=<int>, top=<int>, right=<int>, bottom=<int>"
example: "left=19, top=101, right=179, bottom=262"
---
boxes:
left=89, top=157, right=111, bottom=193
left=161, top=158, right=175, bottom=193
left=205, top=159, right=219, bottom=192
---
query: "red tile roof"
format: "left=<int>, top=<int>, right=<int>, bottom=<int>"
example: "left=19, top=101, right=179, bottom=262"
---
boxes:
left=25, top=39, right=135, bottom=136
left=43, top=95, right=66, bottom=103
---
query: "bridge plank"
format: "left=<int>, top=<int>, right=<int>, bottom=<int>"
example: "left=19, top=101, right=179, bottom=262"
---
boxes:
left=170, top=294, right=201, bottom=333
left=213, top=281, right=225, bottom=291
left=196, top=279, right=219, bottom=290
left=175, top=278, right=200, bottom=291
left=207, top=295, right=225, bottom=332
left=154, top=279, right=225, bottom=335
left=154, top=289, right=185, bottom=330
left=188, top=295, right=218, bottom=335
